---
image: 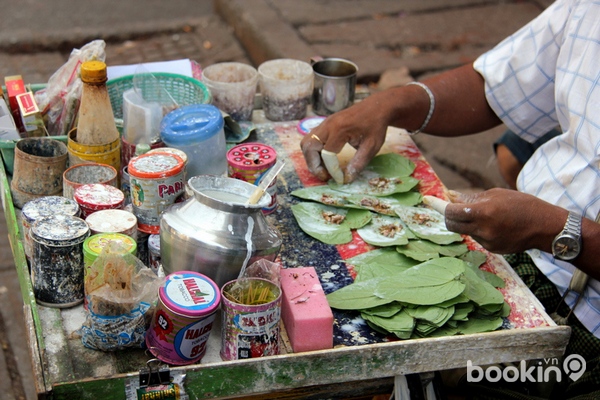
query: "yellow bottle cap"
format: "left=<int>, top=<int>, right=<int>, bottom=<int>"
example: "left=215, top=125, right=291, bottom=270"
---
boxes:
left=80, top=61, right=108, bottom=84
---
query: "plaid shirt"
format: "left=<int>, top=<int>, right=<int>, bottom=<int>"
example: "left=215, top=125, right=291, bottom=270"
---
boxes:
left=474, top=0, right=600, bottom=337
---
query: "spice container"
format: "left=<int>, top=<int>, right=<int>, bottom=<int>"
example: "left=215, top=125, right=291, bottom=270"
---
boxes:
left=73, top=183, right=125, bottom=219
left=83, top=233, right=137, bottom=272
left=160, top=104, right=226, bottom=178
left=63, top=162, right=118, bottom=201
left=21, top=195, right=80, bottom=260
left=31, top=214, right=90, bottom=308
left=227, top=143, right=278, bottom=214
left=146, top=271, right=220, bottom=365
left=128, top=151, right=186, bottom=234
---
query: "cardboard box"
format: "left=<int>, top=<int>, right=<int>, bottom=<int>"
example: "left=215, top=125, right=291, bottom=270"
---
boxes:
left=4, top=75, right=26, bottom=135
left=16, top=92, right=46, bottom=137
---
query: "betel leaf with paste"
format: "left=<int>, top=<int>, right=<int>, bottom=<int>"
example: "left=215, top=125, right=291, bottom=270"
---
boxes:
left=396, top=239, right=469, bottom=262
left=356, top=214, right=413, bottom=247
left=329, top=170, right=420, bottom=196
left=291, top=202, right=372, bottom=245
left=291, top=186, right=422, bottom=215
left=395, top=205, right=463, bottom=245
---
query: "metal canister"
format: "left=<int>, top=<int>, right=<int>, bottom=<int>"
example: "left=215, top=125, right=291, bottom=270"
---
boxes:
left=147, top=233, right=161, bottom=275
left=146, top=271, right=220, bottom=365
left=128, top=151, right=186, bottom=234
left=84, top=208, right=138, bottom=239
left=21, top=195, right=80, bottom=260
left=31, top=214, right=90, bottom=308
left=73, top=183, right=125, bottom=219
left=227, top=143, right=278, bottom=214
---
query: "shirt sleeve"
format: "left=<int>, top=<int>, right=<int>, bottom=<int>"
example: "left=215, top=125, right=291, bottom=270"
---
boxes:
left=473, top=0, right=570, bottom=143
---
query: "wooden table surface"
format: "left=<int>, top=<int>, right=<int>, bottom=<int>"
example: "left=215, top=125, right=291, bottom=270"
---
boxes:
left=0, top=117, right=571, bottom=400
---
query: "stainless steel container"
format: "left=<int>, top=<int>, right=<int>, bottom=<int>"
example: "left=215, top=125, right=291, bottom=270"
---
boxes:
left=160, top=175, right=282, bottom=287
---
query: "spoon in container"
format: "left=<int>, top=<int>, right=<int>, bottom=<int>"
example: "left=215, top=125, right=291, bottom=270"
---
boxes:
left=246, top=160, right=285, bottom=205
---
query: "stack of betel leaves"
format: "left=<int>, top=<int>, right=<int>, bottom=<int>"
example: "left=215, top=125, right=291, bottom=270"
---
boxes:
left=290, top=153, right=510, bottom=339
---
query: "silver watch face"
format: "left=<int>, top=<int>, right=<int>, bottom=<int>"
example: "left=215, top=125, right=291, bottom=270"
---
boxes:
left=553, top=236, right=581, bottom=260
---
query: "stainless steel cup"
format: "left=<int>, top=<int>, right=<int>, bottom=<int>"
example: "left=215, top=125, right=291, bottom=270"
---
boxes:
left=311, top=58, right=358, bottom=116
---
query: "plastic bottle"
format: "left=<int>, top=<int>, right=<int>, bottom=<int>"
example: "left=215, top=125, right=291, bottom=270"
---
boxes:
left=76, top=61, right=119, bottom=145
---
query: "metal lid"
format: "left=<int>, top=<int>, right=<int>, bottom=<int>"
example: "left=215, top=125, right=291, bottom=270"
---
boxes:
left=128, top=151, right=185, bottom=179
left=31, top=214, right=90, bottom=246
left=148, top=233, right=161, bottom=252
left=74, top=183, right=125, bottom=210
left=80, top=61, right=108, bottom=84
left=160, top=104, right=224, bottom=146
left=160, top=271, right=220, bottom=316
left=85, top=209, right=137, bottom=234
left=83, top=233, right=137, bottom=258
left=22, top=196, right=80, bottom=224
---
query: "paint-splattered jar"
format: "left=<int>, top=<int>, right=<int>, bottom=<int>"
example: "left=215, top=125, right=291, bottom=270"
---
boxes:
left=146, top=271, right=220, bottom=365
left=30, top=214, right=90, bottom=308
left=73, top=183, right=125, bottom=219
left=128, top=151, right=186, bottom=234
left=21, top=195, right=80, bottom=260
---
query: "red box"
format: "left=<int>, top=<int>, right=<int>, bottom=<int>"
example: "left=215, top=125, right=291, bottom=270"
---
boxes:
left=4, top=75, right=26, bottom=134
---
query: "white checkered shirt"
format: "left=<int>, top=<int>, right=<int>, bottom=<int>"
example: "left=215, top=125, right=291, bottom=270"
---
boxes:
left=474, top=0, right=600, bottom=337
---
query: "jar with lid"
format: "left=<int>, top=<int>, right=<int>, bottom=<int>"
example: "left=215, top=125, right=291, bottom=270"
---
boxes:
left=160, top=104, right=227, bottom=178
left=76, top=61, right=120, bottom=146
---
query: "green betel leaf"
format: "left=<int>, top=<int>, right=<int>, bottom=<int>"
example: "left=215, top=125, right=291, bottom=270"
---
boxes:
left=329, top=170, right=420, bottom=196
left=396, top=240, right=469, bottom=262
left=395, top=206, right=463, bottom=245
left=375, top=258, right=467, bottom=305
left=459, top=250, right=488, bottom=268
left=450, top=302, right=475, bottom=321
left=364, top=152, right=416, bottom=177
left=405, top=305, right=455, bottom=327
left=462, top=266, right=505, bottom=307
left=346, top=248, right=418, bottom=282
left=357, top=214, right=411, bottom=247
left=455, top=316, right=504, bottom=335
left=326, top=278, right=394, bottom=310
left=291, top=202, right=353, bottom=244
left=362, top=302, right=404, bottom=318
left=362, top=308, right=415, bottom=339
left=345, top=191, right=423, bottom=215
left=343, top=208, right=373, bottom=229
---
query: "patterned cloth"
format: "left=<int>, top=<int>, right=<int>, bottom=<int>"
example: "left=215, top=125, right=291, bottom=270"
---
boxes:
left=473, top=0, right=600, bottom=339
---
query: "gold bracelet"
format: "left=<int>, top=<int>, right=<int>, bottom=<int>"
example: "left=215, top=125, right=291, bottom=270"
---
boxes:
left=406, top=81, right=435, bottom=135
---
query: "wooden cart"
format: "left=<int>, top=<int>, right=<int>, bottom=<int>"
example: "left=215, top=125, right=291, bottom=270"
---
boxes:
left=1, top=118, right=570, bottom=399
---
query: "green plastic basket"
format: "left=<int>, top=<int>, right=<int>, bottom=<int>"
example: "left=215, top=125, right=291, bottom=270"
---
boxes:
left=107, top=72, right=212, bottom=119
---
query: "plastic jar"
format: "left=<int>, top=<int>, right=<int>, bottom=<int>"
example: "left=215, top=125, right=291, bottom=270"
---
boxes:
left=160, top=104, right=226, bottom=178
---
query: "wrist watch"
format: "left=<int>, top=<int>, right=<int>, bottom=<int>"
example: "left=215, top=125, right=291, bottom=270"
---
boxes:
left=551, top=212, right=583, bottom=261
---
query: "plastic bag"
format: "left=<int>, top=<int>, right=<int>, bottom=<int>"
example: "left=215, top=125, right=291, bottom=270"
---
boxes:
left=80, top=241, right=164, bottom=351
left=34, top=40, right=106, bottom=136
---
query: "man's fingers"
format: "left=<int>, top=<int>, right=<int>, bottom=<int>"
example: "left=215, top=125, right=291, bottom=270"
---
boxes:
left=343, top=141, right=381, bottom=182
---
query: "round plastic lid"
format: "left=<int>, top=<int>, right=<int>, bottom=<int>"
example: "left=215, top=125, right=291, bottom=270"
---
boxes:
left=160, top=104, right=224, bottom=146
left=80, top=61, right=108, bottom=84
left=160, top=271, right=220, bottom=316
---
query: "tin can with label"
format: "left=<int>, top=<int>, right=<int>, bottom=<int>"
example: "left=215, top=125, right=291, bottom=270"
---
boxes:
left=227, top=143, right=278, bottom=214
left=220, top=277, right=281, bottom=360
left=146, top=271, right=220, bottom=365
left=73, top=183, right=125, bottom=219
left=128, top=151, right=186, bottom=234
left=31, top=214, right=90, bottom=307
left=21, top=195, right=80, bottom=260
